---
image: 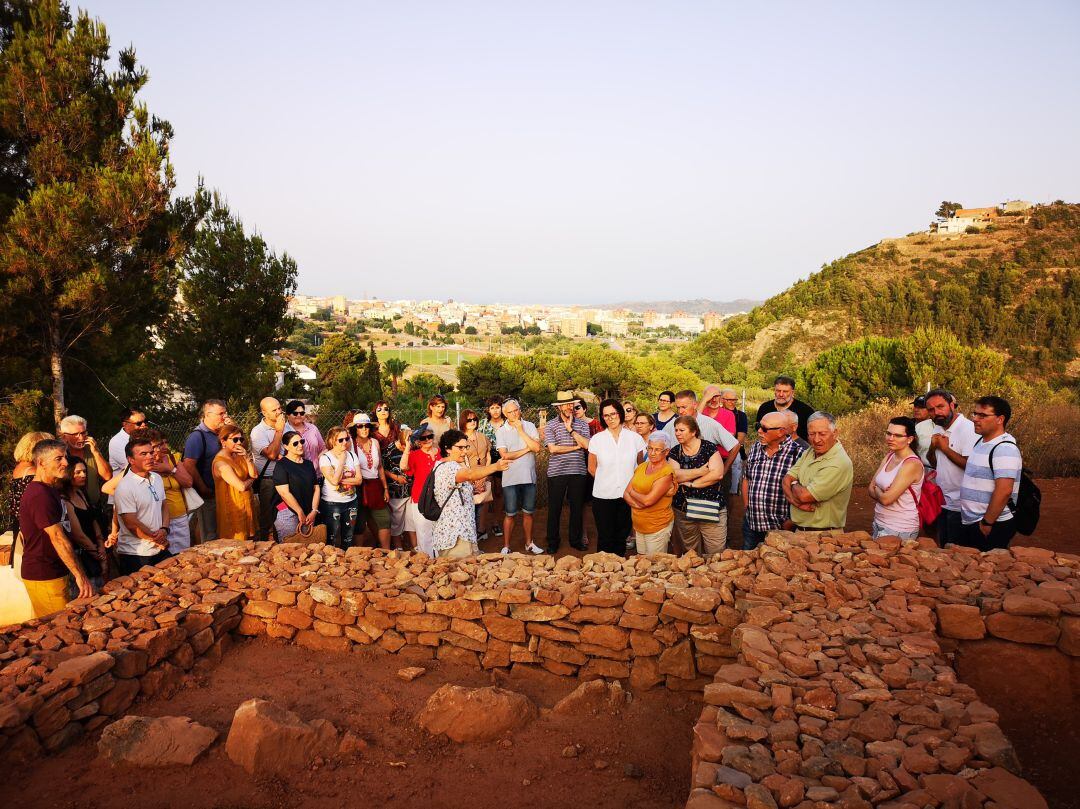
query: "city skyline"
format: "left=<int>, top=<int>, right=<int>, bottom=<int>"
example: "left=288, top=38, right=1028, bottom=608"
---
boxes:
left=92, top=1, right=1080, bottom=303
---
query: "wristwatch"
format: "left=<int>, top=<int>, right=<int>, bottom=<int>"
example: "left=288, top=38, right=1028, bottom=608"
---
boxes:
left=980, top=518, right=993, bottom=527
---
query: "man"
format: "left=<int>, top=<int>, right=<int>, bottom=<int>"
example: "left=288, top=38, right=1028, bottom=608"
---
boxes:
left=925, top=388, right=978, bottom=544
left=182, top=399, right=228, bottom=542
left=285, top=400, right=326, bottom=469
left=108, top=407, right=148, bottom=471
left=958, top=396, right=1023, bottom=552
left=780, top=409, right=809, bottom=452
left=18, top=440, right=93, bottom=616
left=58, top=414, right=112, bottom=528
left=114, top=434, right=170, bottom=574
left=782, top=412, right=854, bottom=531
left=495, top=399, right=544, bottom=555
left=912, top=395, right=934, bottom=469
left=720, top=389, right=749, bottom=495
left=541, top=391, right=591, bottom=553
left=741, top=412, right=805, bottom=550
left=755, top=376, right=815, bottom=442
left=663, top=390, right=739, bottom=473
left=251, top=397, right=287, bottom=541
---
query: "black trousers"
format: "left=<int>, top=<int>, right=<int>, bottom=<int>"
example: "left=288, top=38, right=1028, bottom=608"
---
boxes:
left=592, top=497, right=631, bottom=557
left=546, top=474, right=587, bottom=550
left=257, top=477, right=277, bottom=541
left=115, top=549, right=171, bottom=575
left=958, top=519, right=1017, bottom=552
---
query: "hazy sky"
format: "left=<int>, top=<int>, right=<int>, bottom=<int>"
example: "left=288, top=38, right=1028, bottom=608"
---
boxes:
left=90, top=1, right=1080, bottom=304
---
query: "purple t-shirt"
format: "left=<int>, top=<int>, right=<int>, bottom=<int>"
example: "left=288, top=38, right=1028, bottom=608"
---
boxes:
left=19, top=480, right=67, bottom=581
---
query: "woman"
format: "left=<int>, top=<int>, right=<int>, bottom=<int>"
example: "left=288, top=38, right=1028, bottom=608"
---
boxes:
left=319, top=426, right=360, bottom=549
left=420, top=394, right=454, bottom=443
left=633, top=413, right=655, bottom=440
left=587, top=399, right=646, bottom=556
left=668, top=416, right=727, bottom=556
left=61, top=459, right=108, bottom=588
left=151, top=431, right=195, bottom=554
left=622, top=401, right=639, bottom=431
left=868, top=416, right=924, bottom=540
left=460, top=409, right=492, bottom=540
left=383, top=424, right=413, bottom=550
left=273, top=429, right=320, bottom=540
left=402, top=426, right=440, bottom=557
left=478, top=396, right=506, bottom=538
left=285, top=400, right=326, bottom=469
left=9, top=431, right=52, bottom=540
left=351, top=414, right=391, bottom=549
left=212, top=424, right=258, bottom=541
left=624, top=432, right=676, bottom=555
left=654, top=391, right=677, bottom=431
left=430, top=430, right=510, bottom=558
left=372, top=401, right=399, bottom=451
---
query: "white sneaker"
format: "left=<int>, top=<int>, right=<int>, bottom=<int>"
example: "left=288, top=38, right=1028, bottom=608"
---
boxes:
left=525, top=542, right=545, bottom=555
left=500, top=546, right=511, bottom=555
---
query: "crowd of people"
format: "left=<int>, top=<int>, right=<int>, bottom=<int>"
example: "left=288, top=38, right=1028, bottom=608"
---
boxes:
left=10, top=377, right=1028, bottom=618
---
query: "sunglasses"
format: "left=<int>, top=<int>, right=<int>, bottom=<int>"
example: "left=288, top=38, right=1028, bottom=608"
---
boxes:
left=126, top=419, right=147, bottom=426
left=757, top=425, right=783, bottom=432
left=336, top=437, right=349, bottom=444
left=466, top=417, right=478, bottom=423
left=289, top=410, right=305, bottom=417
left=356, top=424, right=371, bottom=430
left=376, top=406, right=389, bottom=412
left=419, top=435, right=434, bottom=442
left=290, top=438, right=306, bottom=446
left=227, top=436, right=244, bottom=444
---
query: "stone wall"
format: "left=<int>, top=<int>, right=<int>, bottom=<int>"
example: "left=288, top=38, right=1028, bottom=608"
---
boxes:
left=1, top=533, right=1077, bottom=808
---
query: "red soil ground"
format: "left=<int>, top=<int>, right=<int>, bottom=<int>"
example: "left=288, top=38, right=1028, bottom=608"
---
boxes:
left=4, top=638, right=698, bottom=809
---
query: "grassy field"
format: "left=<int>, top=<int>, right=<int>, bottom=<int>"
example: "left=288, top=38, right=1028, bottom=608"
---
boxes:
left=380, top=346, right=475, bottom=366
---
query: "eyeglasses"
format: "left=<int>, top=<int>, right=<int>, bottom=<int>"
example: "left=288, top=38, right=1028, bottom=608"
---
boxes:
left=721, top=398, right=738, bottom=403
left=452, top=443, right=469, bottom=450
left=126, top=419, right=147, bottom=426
left=658, top=398, right=672, bottom=404
left=971, top=411, right=995, bottom=419
left=61, top=431, right=87, bottom=437
left=227, top=436, right=244, bottom=444
left=885, top=431, right=909, bottom=439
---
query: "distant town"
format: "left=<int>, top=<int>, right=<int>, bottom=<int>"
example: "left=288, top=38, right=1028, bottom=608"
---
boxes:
left=286, top=295, right=750, bottom=338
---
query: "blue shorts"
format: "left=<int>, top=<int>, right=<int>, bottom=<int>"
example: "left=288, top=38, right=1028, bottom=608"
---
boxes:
left=502, top=483, right=536, bottom=517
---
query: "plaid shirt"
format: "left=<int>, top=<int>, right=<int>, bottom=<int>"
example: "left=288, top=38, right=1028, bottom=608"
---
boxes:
left=744, top=437, right=805, bottom=531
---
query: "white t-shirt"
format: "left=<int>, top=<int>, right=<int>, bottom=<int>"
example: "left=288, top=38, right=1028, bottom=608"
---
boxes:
left=114, top=471, right=166, bottom=557
left=496, top=421, right=539, bottom=487
left=319, top=451, right=359, bottom=503
left=108, top=429, right=129, bottom=473
left=663, top=414, right=738, bottom=453
left=915, top=419, right=934, bottom=468
left=589, top=428, right=646, bottom=499
left=931, top=414, right=979, bottom=508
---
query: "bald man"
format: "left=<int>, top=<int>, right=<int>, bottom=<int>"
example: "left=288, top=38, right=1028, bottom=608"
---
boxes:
left=740, top=411, right=805, bottom=550
left=250, top=396, right=286, bottom=541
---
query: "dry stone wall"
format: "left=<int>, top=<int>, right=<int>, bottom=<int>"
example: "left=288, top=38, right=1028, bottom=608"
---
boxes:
left=0, top=532, right=1077, bottom=808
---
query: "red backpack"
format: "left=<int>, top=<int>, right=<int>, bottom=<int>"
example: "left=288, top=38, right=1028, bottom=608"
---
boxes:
left=907, top=461, right=945, bottom=529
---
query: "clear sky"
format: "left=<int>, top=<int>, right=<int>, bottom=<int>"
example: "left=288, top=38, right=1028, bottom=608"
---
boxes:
left=89, top=1, right=1080, bottom=305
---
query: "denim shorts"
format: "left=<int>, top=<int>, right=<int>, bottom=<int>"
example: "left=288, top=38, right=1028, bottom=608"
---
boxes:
left=502, top=483, right=536, bottom=516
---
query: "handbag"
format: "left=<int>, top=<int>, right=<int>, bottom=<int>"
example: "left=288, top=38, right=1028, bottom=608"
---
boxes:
left=280, top=521, right=328, bottom=545
left=361, top=477, right=387, bottom=510
left=684, top=496, right=721, bottom=522
left=182, top=486, right=204, bottom=512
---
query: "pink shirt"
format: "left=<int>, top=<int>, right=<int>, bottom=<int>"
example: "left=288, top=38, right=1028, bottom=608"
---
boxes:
left=295, top=420, right=326, bottom=469
left=700, top=407, right=737, bottom=457
left=873, top=454, right=923, bottom=533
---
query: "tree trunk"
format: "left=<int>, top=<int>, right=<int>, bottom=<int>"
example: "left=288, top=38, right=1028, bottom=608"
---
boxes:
left=49, top=317, right=66, bottom=427
left=391, top=374, right=399, bottom=396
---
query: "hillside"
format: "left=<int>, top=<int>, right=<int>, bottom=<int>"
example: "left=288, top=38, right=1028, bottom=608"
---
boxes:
left=681, top=202, right=1080, bottom=383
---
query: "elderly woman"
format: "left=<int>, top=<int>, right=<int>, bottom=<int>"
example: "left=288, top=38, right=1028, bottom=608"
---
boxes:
left=212, top=424, right=258, bottom=541
left=868, top=416, right=924, bottom=540
left=633, top=413, right=655, bottom=440
left=429, top=430, right=510, bottom=558
left=624, top=431, right=676, bottom=555
left=273, top=429, right=320, bottom=541
left=668, top=415, right=727, bottom=555
left=588, top=398, right=646, bottom=556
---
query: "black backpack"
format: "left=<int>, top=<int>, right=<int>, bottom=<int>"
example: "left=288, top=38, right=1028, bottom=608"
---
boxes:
left=417, top=461, right=465, bottom=522
left=988, top=440, right=1041, bottom=536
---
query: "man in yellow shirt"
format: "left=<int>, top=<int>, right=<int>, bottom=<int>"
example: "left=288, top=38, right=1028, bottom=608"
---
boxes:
left=782, top=412, right=853, bottom=530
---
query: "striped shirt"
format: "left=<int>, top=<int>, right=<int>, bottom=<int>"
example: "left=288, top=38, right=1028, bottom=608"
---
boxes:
left=744, top=437, right=805, bottom=531
left=959, top=433, right=1022, bottom=525
left=543, top=417, right=590, bottom=477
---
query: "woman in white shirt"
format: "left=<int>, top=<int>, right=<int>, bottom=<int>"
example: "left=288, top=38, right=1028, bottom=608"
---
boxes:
left=350, top=414, right=391, bottom=549
left=319, top=426, right=360, bottom=549
left=588, top=398, right=645, bottom=556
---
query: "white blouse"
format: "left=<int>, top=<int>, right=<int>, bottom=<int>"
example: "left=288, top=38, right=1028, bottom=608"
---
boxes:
left=588, top=428, right=645, bottom=499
